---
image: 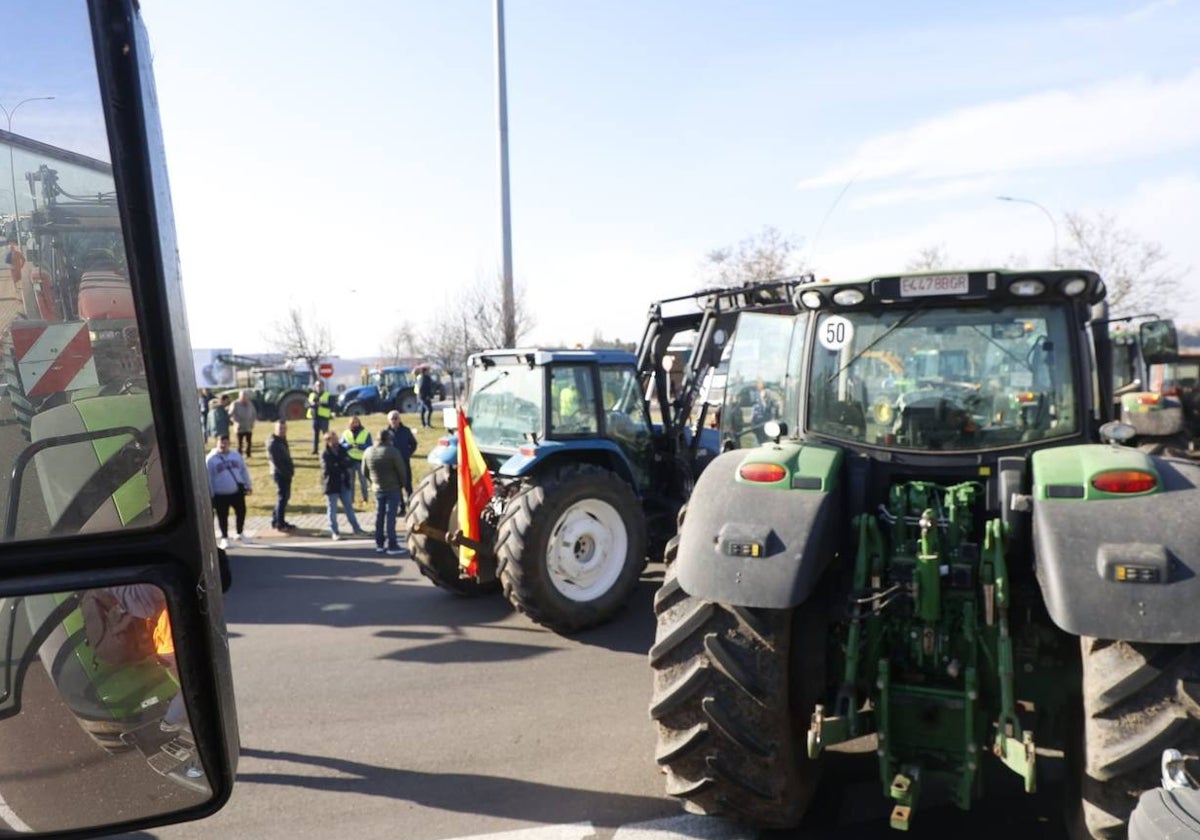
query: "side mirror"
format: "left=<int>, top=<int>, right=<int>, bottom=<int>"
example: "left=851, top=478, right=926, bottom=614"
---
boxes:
left=1140, top=320, right=1179, bottom=365
left=0, top=1, right=239, bottom=836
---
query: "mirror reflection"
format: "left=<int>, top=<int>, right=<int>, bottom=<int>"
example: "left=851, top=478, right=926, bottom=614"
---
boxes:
left=0, top=0, right=165, bottom=544
left=0, top=584, right=208, bottom=834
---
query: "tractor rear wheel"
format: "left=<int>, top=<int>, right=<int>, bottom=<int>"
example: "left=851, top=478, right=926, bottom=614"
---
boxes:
left=343, top=401, right=366, bottom=417
left=495, top=463, right=646, bottom=633
left=277, top=392, right=307, bottom=422
left=1077, top=637, right=1200, bottom=838
left=650, top=564, right=825, bottom=827
left=405, top=466, right=499, bottom=597
left=398, top=392, right=420, bottom=414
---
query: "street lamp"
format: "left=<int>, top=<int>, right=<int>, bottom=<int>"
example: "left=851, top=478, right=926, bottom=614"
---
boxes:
left=0, top=96, right=55, bottom=242
left=997, top=195, right=1059, bottom=267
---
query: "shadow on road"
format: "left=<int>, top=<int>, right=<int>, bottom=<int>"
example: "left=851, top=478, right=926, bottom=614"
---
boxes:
left=237, top=746, right=675, bottom=829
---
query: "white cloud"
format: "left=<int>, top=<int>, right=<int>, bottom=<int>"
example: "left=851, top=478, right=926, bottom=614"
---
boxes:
left=797, top=69, right=1200, bottom=190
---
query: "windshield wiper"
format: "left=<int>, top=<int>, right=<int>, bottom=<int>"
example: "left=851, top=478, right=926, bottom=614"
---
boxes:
left=826, top=306, right=928, bottom=383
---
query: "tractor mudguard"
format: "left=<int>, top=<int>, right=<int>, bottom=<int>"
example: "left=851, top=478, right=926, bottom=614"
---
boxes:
left=1031, top=445, right=1200, bottom=643
left=497, top=439, right=642, bottom=496
left=674, top=442, right=844, bottom=609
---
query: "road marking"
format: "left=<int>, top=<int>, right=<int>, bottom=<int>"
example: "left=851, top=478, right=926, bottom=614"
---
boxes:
left=612, top=815, right=754, bottom=839
left=447, top=823, right=593, bottom=840
left=442, top=816, right=754, bottom=840
left=0, top=790, right=32, bottom=833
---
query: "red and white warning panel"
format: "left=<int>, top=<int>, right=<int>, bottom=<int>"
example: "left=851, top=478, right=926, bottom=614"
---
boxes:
left=11, top=321, right=100, bottom=397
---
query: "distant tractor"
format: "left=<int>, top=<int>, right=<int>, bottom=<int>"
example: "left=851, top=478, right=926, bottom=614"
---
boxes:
left=337, top=365, right=419, bottom=416
left=407, top=280, right=800, bottom=633
left=218, top=359, right=310, bottom=422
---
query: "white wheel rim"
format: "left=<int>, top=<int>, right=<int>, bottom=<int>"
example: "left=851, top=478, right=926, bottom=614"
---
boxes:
left=544, top=498, right=628, bottom=602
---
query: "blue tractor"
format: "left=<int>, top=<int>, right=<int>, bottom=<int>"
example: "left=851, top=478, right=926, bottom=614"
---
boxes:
left=337, top=365, right=420, bottom=416
left=406, top=280, right=801, bottom=633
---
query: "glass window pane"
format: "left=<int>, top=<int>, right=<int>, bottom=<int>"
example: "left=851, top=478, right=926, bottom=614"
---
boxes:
left=0, top=1, right=165, bottom=542
left=549, top=366, right=597, bottom=436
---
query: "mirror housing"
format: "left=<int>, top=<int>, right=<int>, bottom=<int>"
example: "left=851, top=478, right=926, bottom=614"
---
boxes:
left=1139, top=319, right=1179, bottom=365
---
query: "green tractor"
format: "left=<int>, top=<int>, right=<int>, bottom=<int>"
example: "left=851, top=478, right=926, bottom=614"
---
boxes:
left=650, top=269, right=1199, bottom=837
left=218, top=362, right=310, bottom=422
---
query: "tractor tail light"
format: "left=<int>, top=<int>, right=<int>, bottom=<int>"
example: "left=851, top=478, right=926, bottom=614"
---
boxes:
left=739, top=463, right=787, bottom=483
left=437, top=437, right=451, bottom=447
left=1091, top=470, right=1157, bottom=494
left=1137, top=394, right=1162, bottom=406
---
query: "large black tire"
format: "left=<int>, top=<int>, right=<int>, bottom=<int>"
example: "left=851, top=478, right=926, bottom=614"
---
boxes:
left=1078, top=637, right=1200, bottom=838
left=398, top=391, right=420, bottom=414
left=405, top=466, right=499, bottom=597
left=494, top=463, right=646, bottom=633
left=649, top=564, right=824, bottom=827
left=343, top=401, right=366, bottom=417
left=277, top=391, right=307, bottom=422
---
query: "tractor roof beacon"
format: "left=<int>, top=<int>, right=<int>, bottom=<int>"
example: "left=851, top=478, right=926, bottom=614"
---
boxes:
left=650, top=269, right=1200, bottom=838
left=406, top=279, right=800, bottom=634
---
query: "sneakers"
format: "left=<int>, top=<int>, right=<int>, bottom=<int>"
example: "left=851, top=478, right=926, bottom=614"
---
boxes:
left=331, top=532, right=341, bottom=541
left=236, top=533, right=251, bottom=543
left=217, top=536, right=228, bottom=550
left=160, top=718, right=186, bottom=733
left=352, top=528, right=368, bottom=536
left=375, top=546, right=386, bottom=554
left=386, top=547, right=405, bottom=556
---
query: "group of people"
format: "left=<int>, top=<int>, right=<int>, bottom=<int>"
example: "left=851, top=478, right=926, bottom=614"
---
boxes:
left=203, top=389, right=420, bottom=555
left=200, top=388, right=257, bottom=456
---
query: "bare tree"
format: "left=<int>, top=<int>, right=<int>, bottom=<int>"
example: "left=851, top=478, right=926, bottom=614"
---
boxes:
left=589, top=330, right=636, bottom=352
left=415, top=275, right=536, bottom=387
left=905, top=244, right=951, bottom=272
left=701, top=226, right=807, bottom=287
left=379, top=322, right=418, bottom=365
left=265, top=308, right=333, bottom=378
left=1061, top=211, right=1188, bottom=317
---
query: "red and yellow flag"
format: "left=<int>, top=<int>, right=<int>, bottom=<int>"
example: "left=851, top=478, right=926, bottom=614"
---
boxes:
left=456, top=407, right=494, bottom=577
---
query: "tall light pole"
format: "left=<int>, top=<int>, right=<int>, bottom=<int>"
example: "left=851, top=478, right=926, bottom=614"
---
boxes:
left=495, top=0, right=516, bottom=347
left=997, top=195, right=1059, bottom=267
left=0, top=96, right=54, bottom=241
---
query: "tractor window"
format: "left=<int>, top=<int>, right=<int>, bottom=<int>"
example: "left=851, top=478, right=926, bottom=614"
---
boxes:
left=549, top=365, right=598, bottom=436
left=468, top=363, right=544, bottom=449
left=718, top=313, right=797, bottom=449
left=0, top=9, right=166, bottom=543
left=807, top=305, right=1079, bottom=451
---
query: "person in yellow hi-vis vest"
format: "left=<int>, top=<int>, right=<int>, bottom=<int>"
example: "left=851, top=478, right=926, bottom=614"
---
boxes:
left=306, top=379, right=333, bottom=454
left=340, top=415, right=373, bottom=504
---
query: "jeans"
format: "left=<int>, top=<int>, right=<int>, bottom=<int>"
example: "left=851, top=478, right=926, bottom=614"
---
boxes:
left=374, top=489, right=403, bottom=549
left=272, top=474, right=292, bottom=527
left=326, top=488, right=362, bottom=535
left=419, top=397, right=433, bottom=427
left=311, top=418, right=329, bottom=453
left=348, top=459, right=368, bottom=501
left=237, top=431, right=253, bottom=456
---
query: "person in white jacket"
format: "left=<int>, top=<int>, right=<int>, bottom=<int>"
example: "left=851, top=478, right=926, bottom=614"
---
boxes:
left=205, top=434, right=252, bottom=549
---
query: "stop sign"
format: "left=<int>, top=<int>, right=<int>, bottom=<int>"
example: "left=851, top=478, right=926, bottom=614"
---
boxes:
left=318, top=362, right=334, bottom=378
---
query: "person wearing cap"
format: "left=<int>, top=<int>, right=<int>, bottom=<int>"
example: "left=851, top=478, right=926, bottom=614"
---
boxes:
left=340, top=415, right=373, bottom=504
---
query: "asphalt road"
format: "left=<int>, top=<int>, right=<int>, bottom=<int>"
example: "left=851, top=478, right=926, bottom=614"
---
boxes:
left=82, top=539, right=1074, bottom=840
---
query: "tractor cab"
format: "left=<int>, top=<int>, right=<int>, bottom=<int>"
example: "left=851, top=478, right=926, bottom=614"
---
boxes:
left=462, top=349, right=655, bottom=492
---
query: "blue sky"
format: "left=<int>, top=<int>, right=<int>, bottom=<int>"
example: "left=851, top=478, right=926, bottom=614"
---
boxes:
left=140, top=1, right=1200, bottom=357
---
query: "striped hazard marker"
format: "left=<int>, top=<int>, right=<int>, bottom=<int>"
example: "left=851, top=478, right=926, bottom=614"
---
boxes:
left=11, top=321, right=100, bottom=397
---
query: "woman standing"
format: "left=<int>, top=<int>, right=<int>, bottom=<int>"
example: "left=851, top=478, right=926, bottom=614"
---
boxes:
left=321, top=430, right=365, bottom=540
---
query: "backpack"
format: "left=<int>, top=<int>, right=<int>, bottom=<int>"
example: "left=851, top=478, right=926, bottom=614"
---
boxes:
left=79, top=589, right=157, bottom=665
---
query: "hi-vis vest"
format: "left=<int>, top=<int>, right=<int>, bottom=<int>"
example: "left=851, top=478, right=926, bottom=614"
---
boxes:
left=341, top=427, right=370, bottom=461
left=307, top=390, right=332, bottom=420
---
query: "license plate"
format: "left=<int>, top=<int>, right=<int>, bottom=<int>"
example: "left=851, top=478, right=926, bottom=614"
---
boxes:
left=900, top=273, right=970, bottom=297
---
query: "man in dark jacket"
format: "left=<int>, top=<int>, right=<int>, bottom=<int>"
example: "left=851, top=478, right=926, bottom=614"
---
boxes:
left=417, top=367, right=435, bottom=428
left=385, top=410, right=418, bottom=511
left=362, top=428, right=409, bottom=554
left=266, top=419, right=296, bottom=531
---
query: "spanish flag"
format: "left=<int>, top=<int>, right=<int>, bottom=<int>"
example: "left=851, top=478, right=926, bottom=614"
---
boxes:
left=456, top=407, right=494, bottom=577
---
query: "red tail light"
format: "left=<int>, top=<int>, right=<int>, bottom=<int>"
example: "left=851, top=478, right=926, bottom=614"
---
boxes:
left=1137, top=394, right=1162, bottom=406
left=1015, top=391, right=1039, bottom=404
left=739, top=463, right=787, bottom=483
left=1091, top=470, right=1157, bottom=494
left=519, top=445, right=537, bottom=456
left=437, top=437, right=451, bottom=447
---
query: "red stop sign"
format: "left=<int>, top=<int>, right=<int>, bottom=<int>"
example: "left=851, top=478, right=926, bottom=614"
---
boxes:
left=318, top=362, right=334, bottom=378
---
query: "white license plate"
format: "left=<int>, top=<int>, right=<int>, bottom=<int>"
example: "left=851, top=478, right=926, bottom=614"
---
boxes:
left=900, top=274, right=970, bottom=297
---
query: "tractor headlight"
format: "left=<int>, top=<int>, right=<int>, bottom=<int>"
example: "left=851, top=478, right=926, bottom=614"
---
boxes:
left=799, top=290, right=824, bottom=310
left=1061, top=277, right=1088, bottom=297
left=1009, top=279, right=1046, bottom=297
left=832, top=288, right=865, bottom=306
